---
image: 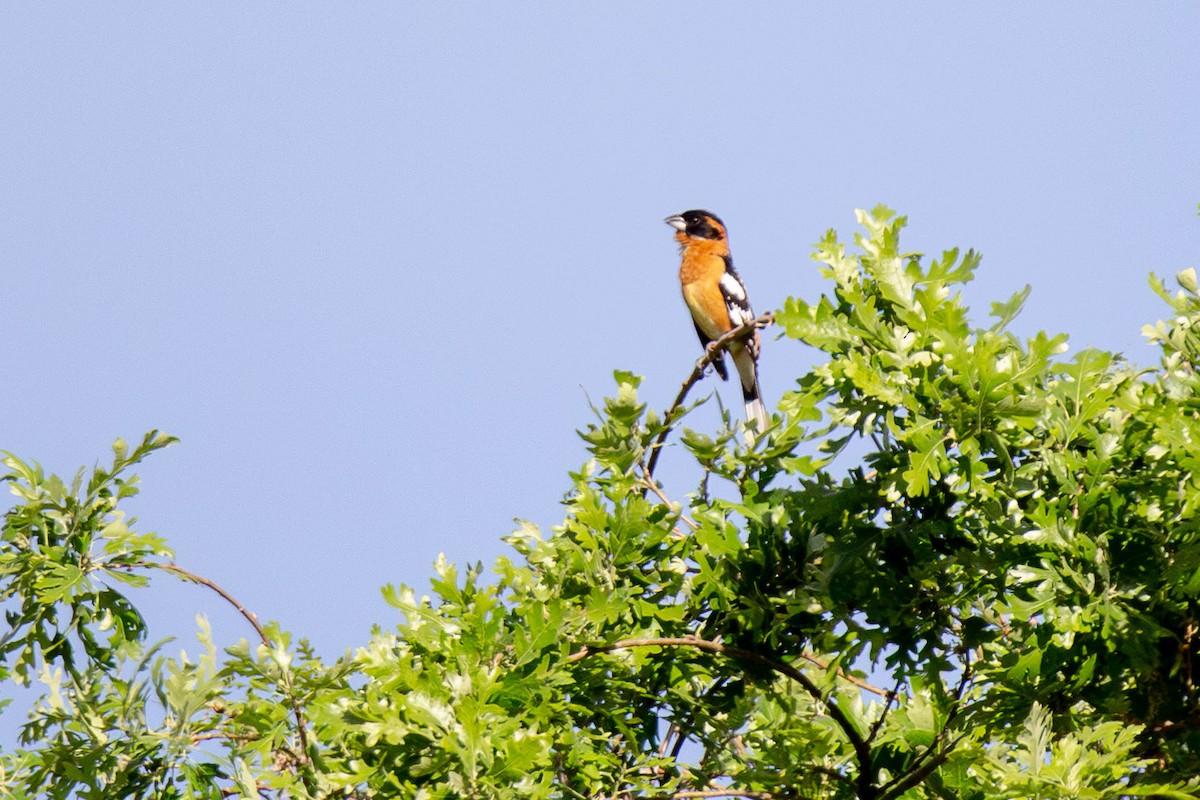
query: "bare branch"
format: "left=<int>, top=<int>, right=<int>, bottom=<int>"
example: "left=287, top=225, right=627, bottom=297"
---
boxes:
left=191, top=731, right=260, bottom=745
left=645, top=313, right=775, bottom=480
left=811, top=765, right=854, bottom=786
left=639, top=462, right=698, bottom=531
left=146, top=561, right=269, bottom=646
left=667, top=792, right=777, bottom=799
left=798, top=651, right=891, bottom=697
left=658, top=722, right=682, bottom=759
left=867, top=678, right=905, bottom=745
left=633, top=786, right=817, bottom=800
left=131, top=560, right=314, bottom=777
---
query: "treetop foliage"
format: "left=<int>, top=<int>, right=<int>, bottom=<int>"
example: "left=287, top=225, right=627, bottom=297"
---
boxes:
left=3, top=206, right=1200, bottom=798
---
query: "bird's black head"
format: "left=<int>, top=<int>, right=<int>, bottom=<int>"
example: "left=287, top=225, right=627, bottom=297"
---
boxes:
left=665, top=209, right=727, bottom=241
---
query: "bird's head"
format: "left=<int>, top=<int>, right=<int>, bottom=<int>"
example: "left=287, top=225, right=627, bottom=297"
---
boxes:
left=664, top=209, right=727, bottom=245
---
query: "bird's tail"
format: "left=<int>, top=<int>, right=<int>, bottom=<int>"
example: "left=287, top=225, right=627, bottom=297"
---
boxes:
left=732, top=347, right=769, bottom=433
left=745, top=395, right=769, bottom=433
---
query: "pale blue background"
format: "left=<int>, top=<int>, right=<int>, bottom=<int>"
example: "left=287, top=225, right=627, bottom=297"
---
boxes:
left=2, top=4, right=1198, bottom=727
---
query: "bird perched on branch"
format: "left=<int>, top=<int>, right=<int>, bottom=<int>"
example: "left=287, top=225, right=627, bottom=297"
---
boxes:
left=665, top=209, right=768, bottom=431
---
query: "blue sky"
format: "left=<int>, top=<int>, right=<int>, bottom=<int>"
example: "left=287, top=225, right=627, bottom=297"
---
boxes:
left=1, top=3, right=1197, bottom=693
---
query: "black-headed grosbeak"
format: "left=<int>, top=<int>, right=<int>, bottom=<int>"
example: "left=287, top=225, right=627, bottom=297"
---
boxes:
left=665, top=209, right=768, bottom=431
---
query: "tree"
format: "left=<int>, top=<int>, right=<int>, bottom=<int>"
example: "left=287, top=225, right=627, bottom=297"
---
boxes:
left=3, top=206, right=1200, bottom=798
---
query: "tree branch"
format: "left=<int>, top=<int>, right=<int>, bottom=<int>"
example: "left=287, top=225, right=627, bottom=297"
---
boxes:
left=866, top=678, right=904, bottom=745
left=645, top=313, right=775, bottom=480
left=877, top=668, right=973, bottom=800
left=877, top=731, right=971, bottom=800
left=664, top=792, right=778, bottom=799
left=798, top=651, right=892, bottom=698
left=131, top=560, right=314, bottom=778
left=568, top=635, right=872, bottom=785
left=635, top=785, right=817, bottom=800
left=149, top=562, right=270, bottom=647
left=639, top=460, right=698, bottom=531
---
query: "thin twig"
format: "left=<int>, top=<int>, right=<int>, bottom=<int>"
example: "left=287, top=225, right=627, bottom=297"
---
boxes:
left=661, top=675, right=731, bottom=763
left=876, top=668, right=974, bottom=800
left=867, top=678, right=904, bottom=745
left=667, top=792, right=777, bottom=799
left=567, top=635, right=872, bottom=781
left=149, top=562, right=269, bottom=646
left=645, top=313, right=775, bottom=480
left=811, top=765, right=854, bottom=786
left=658, top=723, right=682, bottom=759
left=798, top=651, right=891, bottom=697
left=641, top=467, right=699, bottom=531
left=191, top=731, right=260, bottom=744
left=132, top=560, right=314, bottom=778
left=877, top=730, right=972, bottom=800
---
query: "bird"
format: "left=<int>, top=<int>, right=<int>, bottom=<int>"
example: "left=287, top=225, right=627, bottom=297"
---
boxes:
left=664, top=209, right=768, bottom=431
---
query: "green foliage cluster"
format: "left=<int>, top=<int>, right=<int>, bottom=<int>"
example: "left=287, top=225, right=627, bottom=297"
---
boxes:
left=4, top=207, right=1200, bottom=798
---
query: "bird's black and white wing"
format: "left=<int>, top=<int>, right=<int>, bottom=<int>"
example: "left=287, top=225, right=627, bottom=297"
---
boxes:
left=719, top=258, right=759, bottom=358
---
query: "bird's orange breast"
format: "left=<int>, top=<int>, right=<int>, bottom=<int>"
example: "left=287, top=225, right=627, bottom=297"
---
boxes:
left=677, top=238, right=728, bottom=285
left=679, top=240, right=733, bottom=339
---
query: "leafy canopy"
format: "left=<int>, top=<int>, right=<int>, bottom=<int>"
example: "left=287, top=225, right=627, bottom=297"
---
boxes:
left=3, top=206, right=1200, bottom=799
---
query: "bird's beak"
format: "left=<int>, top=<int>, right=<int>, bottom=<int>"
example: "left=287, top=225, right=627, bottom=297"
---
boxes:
left=664, top=214, right=687, bottom=232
